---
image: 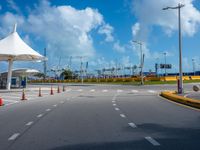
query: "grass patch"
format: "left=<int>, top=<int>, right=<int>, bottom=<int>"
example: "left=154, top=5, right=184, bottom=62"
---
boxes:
left=78, top=80, right=200, bottom=85
left=30, top=79, right=200, bottom=85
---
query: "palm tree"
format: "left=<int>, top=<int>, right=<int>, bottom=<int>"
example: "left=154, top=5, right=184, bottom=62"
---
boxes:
left=60, top=69, right=75, bottom=79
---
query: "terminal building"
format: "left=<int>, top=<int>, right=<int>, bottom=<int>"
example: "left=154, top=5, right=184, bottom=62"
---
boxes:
left=0, top=68, right=39, bottom=89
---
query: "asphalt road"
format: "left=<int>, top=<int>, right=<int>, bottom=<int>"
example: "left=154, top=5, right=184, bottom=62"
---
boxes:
left=0, top=84, right=200, bottom=150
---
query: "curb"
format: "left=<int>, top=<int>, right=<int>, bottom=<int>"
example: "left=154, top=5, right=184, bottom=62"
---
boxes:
left=160, top=91, right=200, bottom=109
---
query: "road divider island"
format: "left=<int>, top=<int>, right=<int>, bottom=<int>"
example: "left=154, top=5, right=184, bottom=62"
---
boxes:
left=160, top=91, right=200, bottom=109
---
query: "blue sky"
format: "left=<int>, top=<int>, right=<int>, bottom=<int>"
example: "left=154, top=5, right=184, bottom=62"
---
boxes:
left=0, top=0, right=200, bottom=75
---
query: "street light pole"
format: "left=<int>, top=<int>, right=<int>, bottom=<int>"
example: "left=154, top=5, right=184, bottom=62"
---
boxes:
left=163, top=3, right=185, bottom=94
left=192, top=58, right=195, bottom=75
left=43, top=48, right=47, bottom=80
left=155, top=57, right=159, bottom=77
left=132, top=40, right=144, bottom=85
left=163, top=52, right=167, bottom=76
left=80, top=57, right=83, bottom=84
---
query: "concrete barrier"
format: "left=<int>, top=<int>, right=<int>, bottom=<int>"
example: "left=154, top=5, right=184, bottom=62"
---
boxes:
left=160, top=91, right=200, bottom=109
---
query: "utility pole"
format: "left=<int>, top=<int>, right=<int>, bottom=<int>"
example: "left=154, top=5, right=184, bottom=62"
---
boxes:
left=163, top=3, right=185, bottom=94
left=132, top=40, right=144, bottom=85
left=69, top=56, right=72, bottom=70
left=43, top=48, right=47, bottom=80
left=86, top=61, right=88, bottom=78
left=80, top=57, right=83, bottom=84
left=155, top=57, right=159, bottom=76
left=69, top=56, right=73, bottom=79
left=164, top=52, right=167, bottom=76
left=192, top=58, right=195, bottom=76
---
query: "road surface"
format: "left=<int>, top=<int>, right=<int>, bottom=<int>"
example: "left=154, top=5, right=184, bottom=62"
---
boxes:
left=0, top=84, right=199, bottom=150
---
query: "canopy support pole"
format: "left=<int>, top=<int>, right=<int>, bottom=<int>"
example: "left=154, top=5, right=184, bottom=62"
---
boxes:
left=6, top=59, right=13, bottom=90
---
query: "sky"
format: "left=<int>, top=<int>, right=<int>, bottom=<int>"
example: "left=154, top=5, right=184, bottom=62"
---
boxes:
left=0, top=0, right=200, bottom=75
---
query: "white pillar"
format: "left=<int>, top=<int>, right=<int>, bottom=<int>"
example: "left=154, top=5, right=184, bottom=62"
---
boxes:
left=6, top=59, right=13, bottom=90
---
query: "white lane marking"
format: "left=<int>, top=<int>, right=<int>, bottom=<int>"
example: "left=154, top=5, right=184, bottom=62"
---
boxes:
left=4, top=100, right=19, bottom=106
left=53, top=104, right=57, bottom=107
left=115, top=108, right=120, bottom=111
left=37, top=114, right=43, bottom=118
left=102, top=89, right=108, bottom=92
left=77, top=89, right=83, bottom=92
left=90, top=89, right=95, bottom=92
left=117, top=89, right=123, bottom=93
left=3, top=99, right=18, bottom=103
left=60, top=101, right=64, bottom=104
left=113, top=104, right=117, bottom=106
left=2, top=96, right=21, bottom=98
left=148, top=90, right=156, bottom=93
left=4, top=103, right=18, bottom=106
left=24, top=94, right=36, bottom=96
left=8, top=133, right=20, bottom=141
left=112, top=101, right=116, bottom=103
left=40, top=93, right=48, bottom=95
left=128, top=122, right=137, bottom=128
left=66, top=89, right=71, bottom=92
left=145, top=137, right=160, bottom=146
left=46, top=109, right=51, bottom=112
left=120, top=114, right=126, bottom=118
left=132, top=90, right=138, bottom=93
left=26, top=121, right=33, bottom=126
left=3, top=94, right=21, bottom=96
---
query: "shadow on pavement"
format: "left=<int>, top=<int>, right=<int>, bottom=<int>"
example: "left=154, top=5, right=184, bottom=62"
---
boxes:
left=50, top=140, right=159, bottom=150
left=50, top=123, right=200, bottom=150
left=137, top=123, right=200, bottom=150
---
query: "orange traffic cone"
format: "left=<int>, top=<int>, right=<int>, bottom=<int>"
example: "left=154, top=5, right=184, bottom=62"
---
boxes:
left=0, top=97, right=4, bottom=106
left=57, top=85, right=60, bottom=93
left=50, top=86, right=54, bottom=95
left=21, top=89, right=27, bottom=100
left=38, top=87, right=42, bottom=97
left=63, top=85, right=65, bottom=92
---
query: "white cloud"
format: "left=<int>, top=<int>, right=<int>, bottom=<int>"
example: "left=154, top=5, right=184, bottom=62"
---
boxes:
left=0, top=0, right=117, bottom=71
left=98, top=23, right=114, bottom=42
left=0, top=12, right=24, bottom=36
left=24, top=1, right=106, bottom=59
left=113, top=41, right=125, bottom=53
left=132, top=0, right=200, bottom=37
left=132, top=22, right=140, bottom=37
left=121, top=56, right=132, bottom=66
left=130, top=0, right=200, bottom=65
left=130, top=41, right=150, bottom=58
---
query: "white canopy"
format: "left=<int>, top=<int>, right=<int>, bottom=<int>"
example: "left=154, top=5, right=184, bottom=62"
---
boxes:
left=0, top=24, right=44, bottom=90
left=0, top=26, right=43, bottom=61
left=1, top=68, right=39, bottom=77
